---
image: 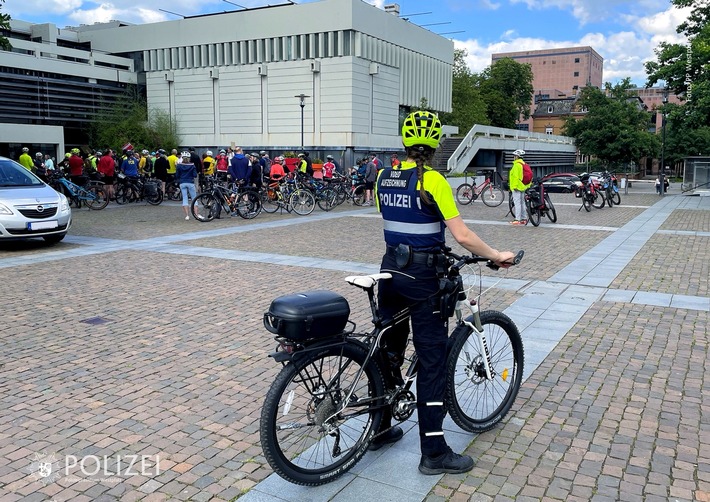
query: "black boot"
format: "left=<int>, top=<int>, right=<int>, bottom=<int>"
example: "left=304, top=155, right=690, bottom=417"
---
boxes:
left=418, top=447, right=474, bottom=475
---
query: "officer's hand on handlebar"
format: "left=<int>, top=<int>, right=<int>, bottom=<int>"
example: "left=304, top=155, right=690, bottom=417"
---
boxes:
left=488, top=250, right=524, bottom=270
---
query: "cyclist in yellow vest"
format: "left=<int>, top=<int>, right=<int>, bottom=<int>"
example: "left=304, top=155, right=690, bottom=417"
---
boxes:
left=18, top=147, right=34, bottom=171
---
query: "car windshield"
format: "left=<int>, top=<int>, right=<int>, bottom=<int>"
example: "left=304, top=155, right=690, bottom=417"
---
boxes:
left=0, top=159, right=45, bottom=187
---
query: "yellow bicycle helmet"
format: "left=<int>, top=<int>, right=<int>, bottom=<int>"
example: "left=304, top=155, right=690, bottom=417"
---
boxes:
left=402, top=111, right=442, bottom=149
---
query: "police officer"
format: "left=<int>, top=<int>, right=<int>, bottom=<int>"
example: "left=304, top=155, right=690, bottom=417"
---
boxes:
left=373, top=110, right=516, bottom=474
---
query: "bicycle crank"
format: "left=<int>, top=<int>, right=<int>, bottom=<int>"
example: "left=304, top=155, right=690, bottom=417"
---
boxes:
left=391, top=390, right=416, bottom=421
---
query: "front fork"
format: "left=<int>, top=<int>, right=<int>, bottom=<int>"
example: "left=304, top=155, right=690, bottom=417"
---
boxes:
left=454, top=299, right=494, bottom=381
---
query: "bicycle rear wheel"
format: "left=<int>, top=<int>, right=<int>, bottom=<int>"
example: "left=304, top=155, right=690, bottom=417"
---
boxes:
left=191, top=193, right=219, bottom=222
left=456, top=183, right=474, bottom=205
left=351, top=185, right=365, bottom=206
left=146, top=188, right=163, bottom=206
left=260, top=343, right=384, bottom=486
left=235, top=190, right=262, bottom=219
left=85, top=186, right=109, bottom=210
left=261, top=187, right=281, bottom=213
left=481, top=186, right=505, bottom=207
left=445, top=311, right=524, bottom=433
left=166, top=182, right=181, bottom=201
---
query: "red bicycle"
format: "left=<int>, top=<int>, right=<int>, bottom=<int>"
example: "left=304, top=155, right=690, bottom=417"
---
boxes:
left=456, top=170, right=505, bottom=207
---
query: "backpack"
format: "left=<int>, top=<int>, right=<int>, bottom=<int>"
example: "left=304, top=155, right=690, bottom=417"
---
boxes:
left=522, top=163, right=533, bottom=185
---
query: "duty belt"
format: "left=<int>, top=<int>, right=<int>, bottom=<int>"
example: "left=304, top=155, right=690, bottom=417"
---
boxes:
left=386, top=245, right=445, bottom=267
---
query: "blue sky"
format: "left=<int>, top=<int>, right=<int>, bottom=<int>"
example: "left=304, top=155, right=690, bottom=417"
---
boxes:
left=5, top=0, right=691, bottom=85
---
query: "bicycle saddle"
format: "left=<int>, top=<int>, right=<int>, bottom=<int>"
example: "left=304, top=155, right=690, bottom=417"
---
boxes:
left=345, top=273, right=392, bottom=289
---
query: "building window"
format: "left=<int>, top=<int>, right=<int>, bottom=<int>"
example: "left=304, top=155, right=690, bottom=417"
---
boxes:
left=545, top=126, right=554, bottom=135
left=574, top=58, right=580, bottom=63
left=547, top=105, right=554, bottom=113
left=515, top=124, right=529, bottom=131
left=574, top=71, right=579, bottom=77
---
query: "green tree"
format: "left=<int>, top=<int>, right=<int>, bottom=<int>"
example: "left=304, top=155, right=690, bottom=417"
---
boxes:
left=439, top=49, right=488, bottom=135
left=563, top=79, right=659, bottom=168
left=0, top=0, right=12, bottom=51
left=645, top=0, right=710, bottom=160
left=479, top=57, right=534, bottom=128
left=88, top=86, right=180, bottom=151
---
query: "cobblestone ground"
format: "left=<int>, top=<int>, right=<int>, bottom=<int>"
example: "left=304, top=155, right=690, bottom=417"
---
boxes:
left=0, top=187, right=707, bottom=502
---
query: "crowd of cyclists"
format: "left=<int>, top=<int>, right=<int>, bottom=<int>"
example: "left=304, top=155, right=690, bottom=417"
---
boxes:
left=17, top=144, right=401, bottom=205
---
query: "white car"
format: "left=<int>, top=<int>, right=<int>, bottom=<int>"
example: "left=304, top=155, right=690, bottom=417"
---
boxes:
left=0, top=156, right=72, bottom=244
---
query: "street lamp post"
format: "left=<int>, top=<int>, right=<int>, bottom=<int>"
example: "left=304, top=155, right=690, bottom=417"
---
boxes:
left=660, top=87, right=669, bottom=197
left=295, top=94, right=309, bottom=151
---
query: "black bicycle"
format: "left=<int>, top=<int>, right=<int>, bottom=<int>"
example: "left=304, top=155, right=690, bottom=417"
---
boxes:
left=524, top=177, right=557, bottom=226
left=259, top=248, right=525, bottom=485
left=190, top=182, right=261, bottom=221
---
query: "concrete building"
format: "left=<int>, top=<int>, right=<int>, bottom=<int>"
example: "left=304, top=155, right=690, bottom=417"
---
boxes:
left=492, top=46, right=604, bottom=131
left=0, top=0, right=454, bottom=167
left=0, top=20, right=137, bottom=160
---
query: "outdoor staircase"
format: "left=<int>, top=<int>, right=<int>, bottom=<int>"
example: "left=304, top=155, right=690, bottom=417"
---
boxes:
left=432, top=137, right=463, bottom=172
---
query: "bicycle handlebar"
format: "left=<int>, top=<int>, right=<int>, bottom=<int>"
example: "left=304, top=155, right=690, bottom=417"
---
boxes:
left=444, top=247, right=524, bottom=271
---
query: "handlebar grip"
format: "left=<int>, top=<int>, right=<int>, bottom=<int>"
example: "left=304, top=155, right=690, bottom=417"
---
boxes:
left=486, top=250, right=524, bottom=270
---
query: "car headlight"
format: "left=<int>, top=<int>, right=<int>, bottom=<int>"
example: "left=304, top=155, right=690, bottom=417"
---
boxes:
left=59, top=194, right=70, bottom=212
left=0, top=202, right=13, bottom=215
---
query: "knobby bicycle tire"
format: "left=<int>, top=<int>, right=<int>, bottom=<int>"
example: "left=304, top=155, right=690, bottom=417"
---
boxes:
left=445, top=310, right=524, bottom=433
left=456, top=183, right=474, bottom=205
left=544, top=193, right=557, bottom=223
left=260, top=343, right=384, bottom=486
left=481, top=185, right=505, bottom=207
left=85, top=186, right=109, bottom=210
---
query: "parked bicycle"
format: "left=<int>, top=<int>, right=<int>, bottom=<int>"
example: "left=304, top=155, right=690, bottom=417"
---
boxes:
left=599, top=171, right=621, bottom=207
left=576, top=173, right=606, bottom=212
left=114, top=173, right=163, bottom=205
left=260, top=248, right=525, bottom=486
left=47, top=171, right=109, bottom=210
left=190, top=182, right=261, bottom=221
left=455, top=170, right=505, bottom=207
left=508, top=177, right=557, bottom=226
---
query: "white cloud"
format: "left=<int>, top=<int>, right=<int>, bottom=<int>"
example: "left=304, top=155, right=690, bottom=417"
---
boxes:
left=6, top=0, right=83, bottom=16
left=68, top=3, right=170, bottom=25
left=455, top=4, right=692, bottom=86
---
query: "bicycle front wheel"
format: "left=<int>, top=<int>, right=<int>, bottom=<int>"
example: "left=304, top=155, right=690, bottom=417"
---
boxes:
left=592, top=191, right=605, bottom=209
left=290, top=189, right=315, bottom=215
left=317, top=188, right=338, bottom=211
left=456, top=183, right=474, bottom=205
left=481, top=186, right=505, bottom=207
left=260, top=343, right=384, bottom=486
left=86, top=186, right=109, bottom=210
left=445, top=311, right=524, bottom=433
left=611, top=189, right=621, bottom=206
left=544, top=193, right=557, bottom=223
left=525, top=197, right=539, bottom=226
left=191, top=194, right=219, bottom=222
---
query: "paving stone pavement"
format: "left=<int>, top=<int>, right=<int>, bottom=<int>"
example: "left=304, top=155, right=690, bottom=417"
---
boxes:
left=1, top=183, right=709, bottom=502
